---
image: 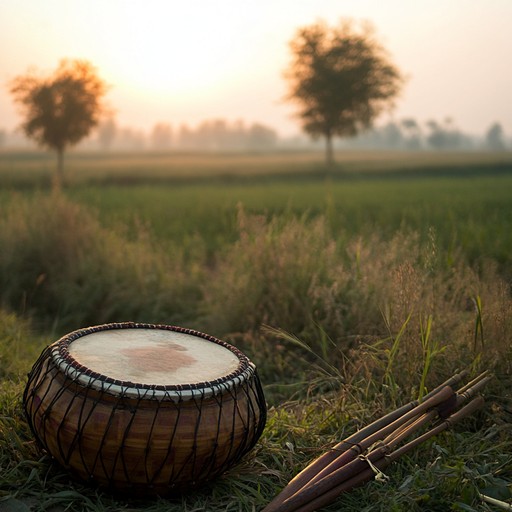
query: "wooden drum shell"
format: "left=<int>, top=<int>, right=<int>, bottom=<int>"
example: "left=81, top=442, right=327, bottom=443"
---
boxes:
left=23, top=324, right=266, bottom=495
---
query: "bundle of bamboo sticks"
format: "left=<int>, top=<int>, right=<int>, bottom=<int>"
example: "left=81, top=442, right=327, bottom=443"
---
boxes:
left=264, top=370, right=491, bottom=512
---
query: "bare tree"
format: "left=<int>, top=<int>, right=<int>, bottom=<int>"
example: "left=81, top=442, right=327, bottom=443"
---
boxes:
left=10, top=59, right=108, bottom=189
left=285, top=19, right=402, bottom=165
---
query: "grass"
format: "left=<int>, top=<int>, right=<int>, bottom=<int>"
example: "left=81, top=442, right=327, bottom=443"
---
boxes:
left=0, top=149, right=511, bottom=511
left=1, top=340, right=510, bottom=511
left=1, top=148, right=512, bottom=193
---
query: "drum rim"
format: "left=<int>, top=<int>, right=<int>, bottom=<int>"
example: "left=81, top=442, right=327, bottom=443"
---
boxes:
left=50, top=322, right=255, bottom=401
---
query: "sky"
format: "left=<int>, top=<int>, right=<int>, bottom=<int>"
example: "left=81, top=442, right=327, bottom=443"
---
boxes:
left=0, top=0, right=511, bottom=138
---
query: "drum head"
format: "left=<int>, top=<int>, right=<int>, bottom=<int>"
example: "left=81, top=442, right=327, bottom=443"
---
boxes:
left=69, top=327, right=239, bottom=386
left=50, top=323, right=254, bottom=400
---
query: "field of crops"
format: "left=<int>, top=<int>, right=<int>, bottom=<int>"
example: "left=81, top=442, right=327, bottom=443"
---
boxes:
left=0, top=149, right=511, bottom=511
left=3, top=149, right=512, bottom=266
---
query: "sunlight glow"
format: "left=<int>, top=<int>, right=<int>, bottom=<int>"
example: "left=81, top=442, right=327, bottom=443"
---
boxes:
left=1, top=0, right=512, bottom=135
left=100, top=2, right=248, bottom=100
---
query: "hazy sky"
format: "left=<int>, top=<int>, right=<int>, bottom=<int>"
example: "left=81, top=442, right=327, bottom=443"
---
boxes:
left=1, top=0, right=511, bottom=137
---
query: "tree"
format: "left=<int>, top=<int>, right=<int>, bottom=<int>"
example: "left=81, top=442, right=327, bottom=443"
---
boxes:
left=380, top=121, right=403, bottom=149
left=150, top=122, right=172, bottom=150
left=118, top=127, right=146, bottom=151
left=247, top=123, right=278, bottom=150
left=400, top=118, right=423, bottom=150
left=10, top=59, right=108, bottom=189
left=97, top=116, right=117, bottom=151
left=285, top=19, right=402, bottom=164
left=425, top=120, right=448, bottom=150
left=176, top=124, right=189, bottom=149
left=485, top=122, right=506, bottom=151
left=425, top=118, right=471, bottom=150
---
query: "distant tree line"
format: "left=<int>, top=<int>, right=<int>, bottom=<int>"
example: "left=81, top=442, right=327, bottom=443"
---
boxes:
left=0, top=117, right=508, bottom=152
left=2, top=37, right=509, bottom=157
left=336, top=118, right=510, bottom=151
left=278, top=118, right=511, bottom=152
left=94, top=117, right=278, bottom=151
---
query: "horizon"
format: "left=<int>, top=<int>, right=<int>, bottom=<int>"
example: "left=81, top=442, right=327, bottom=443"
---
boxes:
left=1, top=0, right=511, bottom=139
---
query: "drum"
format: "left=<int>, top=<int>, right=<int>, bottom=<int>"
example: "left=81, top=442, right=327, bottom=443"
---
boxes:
left=23, top=322, right=266, bottom=495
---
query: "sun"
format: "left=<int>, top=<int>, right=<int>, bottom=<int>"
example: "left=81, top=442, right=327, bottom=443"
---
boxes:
left=97, top=2, right=247, bottom=100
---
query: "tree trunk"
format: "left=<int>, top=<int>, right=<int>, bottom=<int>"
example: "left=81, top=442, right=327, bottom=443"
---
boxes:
left=325, top=131, right=334, bottom=166
left=53, top=148, right=64, bottom=192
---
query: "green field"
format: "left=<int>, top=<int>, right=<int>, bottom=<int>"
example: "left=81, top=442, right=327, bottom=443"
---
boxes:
left=0, top=150, right=511, bottom=511
left=3, top=149, right=512, bottom=266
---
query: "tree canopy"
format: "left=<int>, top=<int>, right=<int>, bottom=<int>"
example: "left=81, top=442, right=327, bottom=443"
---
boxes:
left=10, top=59, right=108, bottom=189
left=285, top=19, right=403, bottom=164
left=485, top=122, right=506, bottom=151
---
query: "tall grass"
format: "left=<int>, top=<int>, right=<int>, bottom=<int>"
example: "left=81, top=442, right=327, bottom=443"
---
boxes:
left=0, top=193, right=204, bottom=331
left=0, top=311, right=44, bottom=381
left=198, top=208, right=512, bottom=401
left=1, top=193, right=510, bottom=388
left=61, top=172, right=512, bottom=278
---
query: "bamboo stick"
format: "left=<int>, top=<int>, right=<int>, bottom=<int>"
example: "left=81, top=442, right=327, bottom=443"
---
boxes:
left=291, top=381, right=487, bottom=512
left=479, top=494, right=512, bottom=510
left=263, top=371, right=468, bottom=512
left=456, top=370, right=490, bottom=395
left=370, top=371, right=487, bottom=446
left=455, top=374, right=493, bottom=406
left=387, top=396, right=485, bottom=462
left=266, top=386, right=455, bottom=512
left=274, top=396, right=485, bottom=512
left=267, top=371, right=489, bottom=512
left=292, top=386, right=454, bottom=490
left=272, top=411, right=437, bottom=512
left=380, top=373, right=488, bottom=449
